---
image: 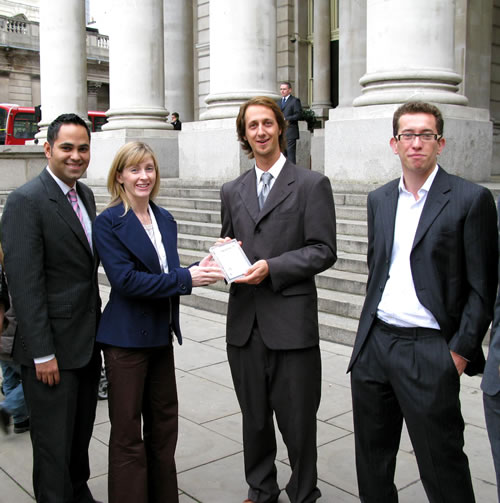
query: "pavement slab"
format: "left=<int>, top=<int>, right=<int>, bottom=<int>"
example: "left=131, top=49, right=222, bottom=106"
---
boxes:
left=0, top=305, right=497, bottom=502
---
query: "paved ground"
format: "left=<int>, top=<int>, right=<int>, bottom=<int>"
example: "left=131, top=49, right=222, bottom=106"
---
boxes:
left=0, top=305, right=498, bottom=502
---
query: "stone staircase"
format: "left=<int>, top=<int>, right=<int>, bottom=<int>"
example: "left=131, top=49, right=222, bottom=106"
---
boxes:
left=92, top=179, right=373, bottom=346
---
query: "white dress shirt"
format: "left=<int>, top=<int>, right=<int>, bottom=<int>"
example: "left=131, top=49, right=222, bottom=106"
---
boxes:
left=377, top=166, right=441, bottom=329
left=255, top=153, right=286, bottom=197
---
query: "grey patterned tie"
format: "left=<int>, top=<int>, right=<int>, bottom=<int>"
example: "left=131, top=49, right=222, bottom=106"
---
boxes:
left=258, top=172, right=273, bottom=210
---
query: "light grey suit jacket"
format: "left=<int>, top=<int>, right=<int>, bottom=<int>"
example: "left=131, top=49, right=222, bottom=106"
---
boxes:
left=1, top=168, right=101, bottom=369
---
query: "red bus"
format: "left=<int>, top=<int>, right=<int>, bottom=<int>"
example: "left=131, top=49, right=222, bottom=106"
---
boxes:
left=0, top=104, right=108, bottom=145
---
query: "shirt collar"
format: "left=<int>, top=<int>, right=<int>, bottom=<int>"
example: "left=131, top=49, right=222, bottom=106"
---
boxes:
left=399, top=165, right=439, bottom=197
left=254, top=153, right=286, bottom=183
left=46, top=166, right=74, bottom=196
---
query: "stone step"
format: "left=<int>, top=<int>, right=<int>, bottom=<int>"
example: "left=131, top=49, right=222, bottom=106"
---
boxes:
left=337, top=219, right=367, bottom=237
left=337, top=234, right=368, bottom=255
left=318, top=311, right=358, bottom=346
left=179, top=286, right=360, bottom=346
left=317, top=287, right=364, bottom=319
left=315, top=268, right=367, bottom=296
left=177, top=220, right=221, bottom=239
left=336, top=205, right=366, bottom=221
left=169, top=207, right=221, bottom=225
left=335, top=251, right=368, bottom=275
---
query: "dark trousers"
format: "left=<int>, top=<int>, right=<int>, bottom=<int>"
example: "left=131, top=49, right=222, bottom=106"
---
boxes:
left=351, top=320, right=475, bottom=503
left=227, top=324, right=321, bottom=503
left=21, top=349, right=101, bottom=503
left=284, top=138, right=297, bottom=165
left=103, top=344, right=178, bottom=503
left=483, top=391, right=500, bottom=502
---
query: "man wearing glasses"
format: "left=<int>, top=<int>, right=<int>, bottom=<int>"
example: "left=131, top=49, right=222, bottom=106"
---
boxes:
left=348, top=101, right=498, bottom=503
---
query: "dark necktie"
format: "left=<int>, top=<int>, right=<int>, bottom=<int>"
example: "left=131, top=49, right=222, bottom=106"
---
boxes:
left=258, top=172, right=273, bottom=210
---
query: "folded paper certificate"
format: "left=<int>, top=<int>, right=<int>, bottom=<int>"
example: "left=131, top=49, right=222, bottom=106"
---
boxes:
left=209, top=239, right=251, bottom=283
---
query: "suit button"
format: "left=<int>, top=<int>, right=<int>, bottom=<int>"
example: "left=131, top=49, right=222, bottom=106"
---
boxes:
left=255, top=227, right=261, bottom=234
left=379, top=286, right=384, bottom=291
left=370, top=312, right=375, bottom=317
left=141, top=330, right=147, bottom=336
left=180, top=285, right=187, bottom=292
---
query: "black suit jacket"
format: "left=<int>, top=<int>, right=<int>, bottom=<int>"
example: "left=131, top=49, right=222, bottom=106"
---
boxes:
left=220, top=160, right=337, bottom=350
left=482, top=197, right=500, bottom=395
left=280, top=95, right=302, bottom=140
left=1, top=168, right=101, bottom=369
left=348, top=167, right=498, bottom=376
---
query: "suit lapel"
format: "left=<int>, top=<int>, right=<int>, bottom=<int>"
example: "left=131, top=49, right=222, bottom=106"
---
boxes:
left=111, top=204, right=162, bottom=274
left=412, top=167, right=450, bottom=249
left=381, top=180, right=399, bottom=259
left=237, top=170, right=260, bottom=224
left=42, top=170, right=93, bottom=256
left=257, top=162, right=294, bottom=223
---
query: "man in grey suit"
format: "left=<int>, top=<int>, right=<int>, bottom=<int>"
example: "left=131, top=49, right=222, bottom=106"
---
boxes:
left=348, top=101, right=498, bottom=503
left=1, top=114, right=102, bottom=503
left=279, top=82, right=302, bottom=164
left=220, top=96, right=336, bottom=503
left=482, top=199, right=500, bottom=502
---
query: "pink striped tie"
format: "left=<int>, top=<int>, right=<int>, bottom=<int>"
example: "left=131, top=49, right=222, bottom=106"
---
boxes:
left=67, top=188, right=90, bottom=244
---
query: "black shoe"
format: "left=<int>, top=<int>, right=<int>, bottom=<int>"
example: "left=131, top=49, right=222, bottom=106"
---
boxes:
left=14, top=418, right=29, bottom=434
left=0, top=406, right=11, bottom=434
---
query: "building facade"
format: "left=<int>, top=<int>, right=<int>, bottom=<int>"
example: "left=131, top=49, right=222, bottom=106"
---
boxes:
left=0, top=0, right=498, bottom=183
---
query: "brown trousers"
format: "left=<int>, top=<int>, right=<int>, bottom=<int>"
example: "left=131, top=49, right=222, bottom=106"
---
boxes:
left=103, top=344, right=179, bottom=503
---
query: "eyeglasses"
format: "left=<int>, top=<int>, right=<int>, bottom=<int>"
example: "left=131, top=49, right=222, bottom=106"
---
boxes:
left=396, top=133, right=441, bottom=142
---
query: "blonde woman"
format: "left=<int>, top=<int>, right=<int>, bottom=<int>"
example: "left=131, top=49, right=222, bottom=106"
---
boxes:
left=94, top=142, right=222, bottom=503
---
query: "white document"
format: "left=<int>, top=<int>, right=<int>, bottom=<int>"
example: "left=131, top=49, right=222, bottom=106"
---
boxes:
left=209, top=239, right=251, bottom=283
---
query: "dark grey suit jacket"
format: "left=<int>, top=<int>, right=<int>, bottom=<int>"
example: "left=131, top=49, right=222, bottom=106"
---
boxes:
left=280, top=95, right=302, bottom=141
left=348, top=166, right=498, bottom=376
left=220, top=160, right=337, bottom=350
left=1, top=168, right=101, bottom=369
left=482, top=197, right=500, bottom=395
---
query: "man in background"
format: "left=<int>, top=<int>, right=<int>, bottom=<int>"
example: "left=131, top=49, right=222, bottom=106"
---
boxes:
left=279, top=82, right=302, bottom=164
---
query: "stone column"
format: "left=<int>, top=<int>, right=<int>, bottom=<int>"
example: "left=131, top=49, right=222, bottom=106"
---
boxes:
left=37, top=0, right=87, bottom=138
left=325, top=0, right=493, bottom=183
left=311, top=0, right=332, bottom=119
left=338, top=0, right=366, bottom=107
left=103, top=0, right=169, bottom=130
left=354, top=0, right=467, bottom=106
left=202, top=0, right=279, bottom=119
left=88, top=0, right=180, bottom=182
left=164, top=0, right=194, bottom=123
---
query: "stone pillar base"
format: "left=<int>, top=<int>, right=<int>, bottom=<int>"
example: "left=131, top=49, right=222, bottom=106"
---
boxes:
left=179, top=119, right=254, bottom=180
left=179, top=120, right=312, bottom=180
left=87, top=129, right=180, bottom=183
left=325, top=104, right=492, bottom=183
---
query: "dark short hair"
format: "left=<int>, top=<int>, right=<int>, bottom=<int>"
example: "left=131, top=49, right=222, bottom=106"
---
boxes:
left=393, top=101, right=444, bottom=137
left=236, top=96, right=287, bottom=159
left=172, top=112, right=179, bottom=120
left=280, top=81, right=292, bottom=89
left=46, top=113, right=91, bottom=147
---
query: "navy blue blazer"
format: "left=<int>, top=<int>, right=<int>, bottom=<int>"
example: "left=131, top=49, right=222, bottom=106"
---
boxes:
left=93, top=201, right=192, bottom=348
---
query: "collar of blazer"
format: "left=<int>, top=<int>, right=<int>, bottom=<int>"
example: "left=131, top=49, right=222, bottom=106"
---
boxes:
left=237, top=161, right=295, bottom=225
left=41, top=169, right=94, bottom=256
left=381, top=165, right=451, bottom=255
left=108, top=201, right=179, bottom=274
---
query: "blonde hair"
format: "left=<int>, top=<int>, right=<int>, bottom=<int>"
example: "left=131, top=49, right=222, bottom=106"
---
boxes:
left=107, top=142, right=161, bottom=214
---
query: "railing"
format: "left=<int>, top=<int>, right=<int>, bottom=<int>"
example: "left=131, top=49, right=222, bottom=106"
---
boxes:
left=0, top=15, right=109, bottom=60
